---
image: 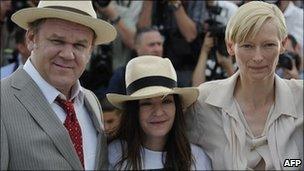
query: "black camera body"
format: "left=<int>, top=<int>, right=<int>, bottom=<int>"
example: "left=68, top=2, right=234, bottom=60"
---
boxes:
left=206, top=20, right=228, bottom=56
left=278, top=52, right=297, bottom=70
left=205, top=6, right=229, bottom=57
left=96, top=0, right=111, bottom=8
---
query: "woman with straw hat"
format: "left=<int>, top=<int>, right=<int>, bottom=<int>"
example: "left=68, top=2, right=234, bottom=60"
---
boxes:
left=106, top=55, right=211, bottom=170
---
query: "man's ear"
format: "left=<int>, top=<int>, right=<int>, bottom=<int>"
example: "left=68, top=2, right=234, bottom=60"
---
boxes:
left=26, top=30, right=35, bottom=51
left=226, top=40, right=235, bottom=56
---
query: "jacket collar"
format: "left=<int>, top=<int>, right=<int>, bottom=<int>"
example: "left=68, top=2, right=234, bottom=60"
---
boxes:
left=205, top=71, right=298, bottom=119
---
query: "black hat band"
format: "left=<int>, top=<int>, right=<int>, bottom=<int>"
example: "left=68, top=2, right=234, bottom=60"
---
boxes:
left=126, top=76, right=177, bottom=95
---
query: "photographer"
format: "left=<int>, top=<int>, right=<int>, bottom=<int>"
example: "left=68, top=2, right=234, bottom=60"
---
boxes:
left=95, top=0, right=143, bottom=70
left=276, top=52, right=301, bottom=79
left=1, top=0, right=13, bottom=66
left=204, top=1, right=238, bottom=25
left=136, top=0, right=205, bottom=87
left=276, top=34, right=303, bottom=79
left=192, top=32, right=235, bottom=86
left=192, top=1, right=238, bottom=86
left=1, top=0, right=36, bottom=67
left=277, top=0, right=303, bottom=56
left=79, top=1, right=143, bottom=99
left=1, top=28, right=30, bottom=79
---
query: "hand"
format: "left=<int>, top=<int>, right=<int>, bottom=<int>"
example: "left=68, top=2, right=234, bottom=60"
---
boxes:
left=216, top=51, right=235, bottom=76
left=201, top=32, right=214, bottom=53
left=283, top=59, right=299, bottom=79
left=97, top=2, right=119, bottom=21
left=216, top=51, right=232, bottom=66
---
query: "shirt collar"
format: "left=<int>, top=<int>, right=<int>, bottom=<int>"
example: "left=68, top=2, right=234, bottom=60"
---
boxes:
left=205, top=71, right=297, bottom=118
left=23, top=58, right=84, bottom=104
left=272, top=74, right=298, bottom=118
left=205, top=71, right=239, bottom=112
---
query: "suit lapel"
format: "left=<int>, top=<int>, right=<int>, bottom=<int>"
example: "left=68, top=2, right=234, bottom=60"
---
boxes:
left=83, top=91, right=108, bottom=170
left=11, top=69, right=83, bottom=170
left=83, top=91, right=102, bottom=133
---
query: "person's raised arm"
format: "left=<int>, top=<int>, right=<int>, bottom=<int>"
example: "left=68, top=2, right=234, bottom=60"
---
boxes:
left=98, top=3, right=135, bottom=49
left=136, top=1, right=153, bottom=29
left=192, top=33, right=213, bottom=86
left=216, top=51, right=235, bottom=77
left=170, top=0, right=197, bottom=42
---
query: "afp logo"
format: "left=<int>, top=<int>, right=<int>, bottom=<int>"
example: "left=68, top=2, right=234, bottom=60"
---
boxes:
left=283, top=159, right=302, bottom=167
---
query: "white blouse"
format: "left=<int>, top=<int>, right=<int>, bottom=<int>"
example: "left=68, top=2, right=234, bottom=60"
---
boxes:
left=108, top=140, right=211, bottom=170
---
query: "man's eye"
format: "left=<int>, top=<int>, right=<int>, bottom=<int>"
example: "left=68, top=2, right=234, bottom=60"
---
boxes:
left=51, top=39, right=63, bottom=45
left=75, top=43, right=85, bottom=49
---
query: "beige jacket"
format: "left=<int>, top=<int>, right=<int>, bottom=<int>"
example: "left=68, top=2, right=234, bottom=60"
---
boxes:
left=186, top=72, right=303, bottom=170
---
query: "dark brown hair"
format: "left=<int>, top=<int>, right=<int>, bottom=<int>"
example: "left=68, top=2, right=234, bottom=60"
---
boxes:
left=28, top=18, right=47, bottom=34
left=112, top=94, right=194, bottom=170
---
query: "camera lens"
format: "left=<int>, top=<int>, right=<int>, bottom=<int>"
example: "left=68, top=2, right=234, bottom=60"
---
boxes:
left=278, top=53, right=293, bottom=70
left=96, top=0, right=111, bottom=8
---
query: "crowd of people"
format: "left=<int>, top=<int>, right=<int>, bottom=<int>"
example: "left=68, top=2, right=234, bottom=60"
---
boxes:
left=1, top=0, right=303, bottom=170
left=2, top=0, right=303, bottom=93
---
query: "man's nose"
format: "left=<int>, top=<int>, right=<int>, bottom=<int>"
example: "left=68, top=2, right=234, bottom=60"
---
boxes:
left=153, top=45, right=163, bottom=55
left=59, top=44, right=75, bottom=60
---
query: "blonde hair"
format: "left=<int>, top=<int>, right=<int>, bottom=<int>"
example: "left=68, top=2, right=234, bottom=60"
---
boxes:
left=225, top=1, right=287, bottom=43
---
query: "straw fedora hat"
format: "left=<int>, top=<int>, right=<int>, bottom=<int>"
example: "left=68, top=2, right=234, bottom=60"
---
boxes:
left=107, top=55, right=199, bottom=109
left=11, top=1, right=116, bottom=45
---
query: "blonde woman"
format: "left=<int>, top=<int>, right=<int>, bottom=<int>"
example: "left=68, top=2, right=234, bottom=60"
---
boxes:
left=186, top=1, right=303, bottom=170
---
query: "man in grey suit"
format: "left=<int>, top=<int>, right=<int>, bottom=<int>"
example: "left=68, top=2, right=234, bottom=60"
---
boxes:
left=1, top=1, right=117, bottom=170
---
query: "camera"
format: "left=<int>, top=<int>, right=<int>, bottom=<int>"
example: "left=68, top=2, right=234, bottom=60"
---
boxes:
left=95, top=0, right=111, bottom=8
left=205, top=19, right=229, bottom=56
left=205, top=6, right=229, bottom=56
left=277, top=52, right=294, bottom=70
left=277, top=51, right=301, bottom=71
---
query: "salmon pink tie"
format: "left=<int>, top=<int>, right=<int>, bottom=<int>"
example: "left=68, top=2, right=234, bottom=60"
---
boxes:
left=56, top=97, right=84, bottom=168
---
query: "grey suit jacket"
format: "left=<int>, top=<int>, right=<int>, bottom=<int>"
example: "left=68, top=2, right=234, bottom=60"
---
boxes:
left=1, top=68, right=108, bottom=170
